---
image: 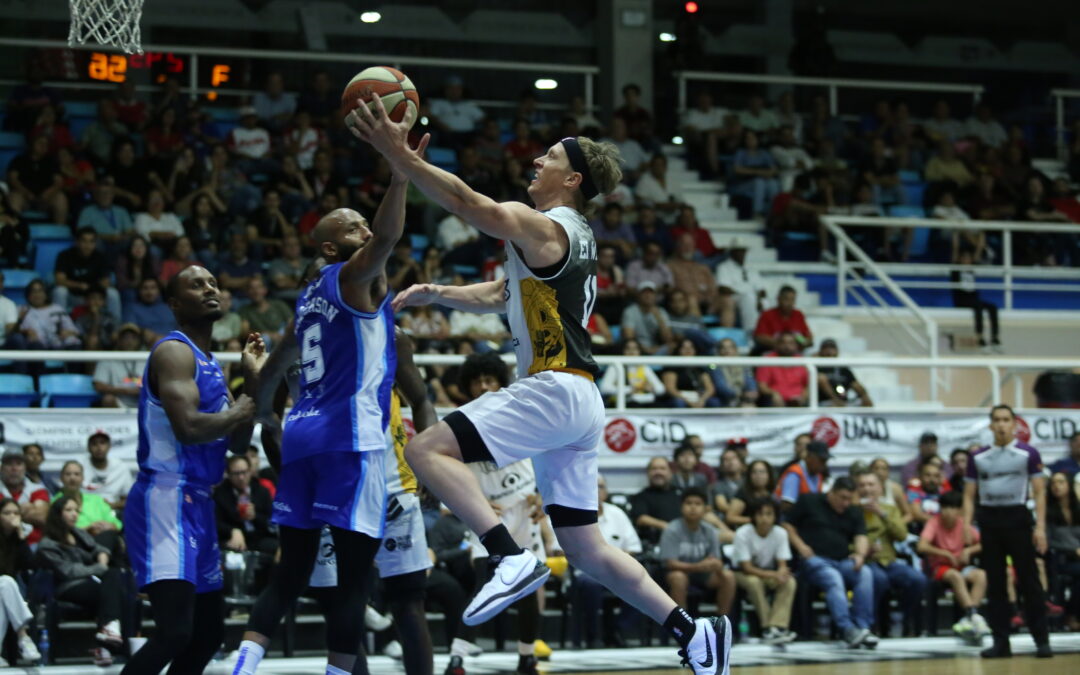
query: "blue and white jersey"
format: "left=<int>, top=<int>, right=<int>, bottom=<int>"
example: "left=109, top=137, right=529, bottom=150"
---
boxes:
left=136, top=331, right=230, bottom=488
left=282, top=262, right=397, bottom=464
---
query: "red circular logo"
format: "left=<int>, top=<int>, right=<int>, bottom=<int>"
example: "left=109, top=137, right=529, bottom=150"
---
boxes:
left=811, top=417, right=841, bottom=448
left=604, top=418, right=637, bottom=453
left=402, top=417, right=416, bottom=440
left=1014, top=414, right=1031, bottom=444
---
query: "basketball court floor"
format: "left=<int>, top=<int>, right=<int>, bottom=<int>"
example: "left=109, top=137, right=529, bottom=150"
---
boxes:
left=13, top=634, right=1079, bottom=674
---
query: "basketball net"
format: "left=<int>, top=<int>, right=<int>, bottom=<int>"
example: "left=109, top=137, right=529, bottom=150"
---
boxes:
left=67, top=0, right=144, bottom=54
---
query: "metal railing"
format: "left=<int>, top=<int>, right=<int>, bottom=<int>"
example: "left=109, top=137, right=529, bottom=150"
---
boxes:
left=674, top=71, right=983, bottom=117
left=823, top=215, right=1080, bottom=311
left=2, top=350, right=1073, bottom=412
left=1051, top=88, right=1079, bottom=162
left=0, top=37, right=599, bottom=112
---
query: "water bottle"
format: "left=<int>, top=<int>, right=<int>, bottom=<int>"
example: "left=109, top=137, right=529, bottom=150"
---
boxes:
left=39, top=628, right=49, bottom=666
left=738, top=616, right=750, bottom=642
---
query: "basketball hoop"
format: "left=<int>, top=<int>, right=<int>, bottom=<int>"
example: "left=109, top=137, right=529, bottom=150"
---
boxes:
left=67, top=0, right=145, bottom=55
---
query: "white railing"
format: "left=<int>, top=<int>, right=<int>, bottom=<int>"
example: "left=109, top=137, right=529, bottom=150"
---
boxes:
left=3, top=351, right=1074, bottom=412
left=0, top=37, right=599, bottom=112
left=1051, top=88, right=1079, bottom=162
left=823, top=215, right=1080, bottom=311
left=674, top=71, right=983, bottom=117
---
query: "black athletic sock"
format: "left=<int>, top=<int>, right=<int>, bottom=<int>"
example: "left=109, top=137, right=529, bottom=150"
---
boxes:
left=664, top=607, right=696, bottom=648
left=480, top=524, right=523, bottom=559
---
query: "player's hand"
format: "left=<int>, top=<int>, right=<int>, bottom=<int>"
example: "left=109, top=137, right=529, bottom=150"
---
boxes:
left=232, top=394, right=256, bottom=422
left=346, top=92, right=424, bottom=158
left=392, top=283, right=440, bottom=311
left=1033, top=527, right=1047, bottom=555
left=241, top=333, right=268, bottom=376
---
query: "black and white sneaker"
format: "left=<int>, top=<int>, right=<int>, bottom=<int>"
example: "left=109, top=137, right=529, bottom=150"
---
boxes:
left=861, top=631, right=879, bottom=649
left=843, top=626, right=869, bottom=648
left=679, top=616, right=731, bottom=675
left=463, top=550, right=550, bottom=626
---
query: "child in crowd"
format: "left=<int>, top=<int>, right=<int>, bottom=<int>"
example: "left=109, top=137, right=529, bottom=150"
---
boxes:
left=731, top=497, right=797, bottom=644
left=916, top=491, right=989, bottom=638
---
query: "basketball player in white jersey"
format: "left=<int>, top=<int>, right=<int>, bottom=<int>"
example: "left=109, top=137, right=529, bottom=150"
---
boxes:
left=349, top=95, right=731, bottom=675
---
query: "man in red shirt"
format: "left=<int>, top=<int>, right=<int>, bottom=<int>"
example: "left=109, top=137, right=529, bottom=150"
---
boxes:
left=0, top=449, right=49, bottom=543
left=755, top=332, right=809, bottom=407
left=753, top=285, right=812, bottom=353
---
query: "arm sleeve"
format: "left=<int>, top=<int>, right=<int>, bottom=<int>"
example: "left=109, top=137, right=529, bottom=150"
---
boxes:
left=779, top=472, right=801, bottom=503
left=731, top=528, right=749, bottom=564
left=776, top=528, right=792, bottom=561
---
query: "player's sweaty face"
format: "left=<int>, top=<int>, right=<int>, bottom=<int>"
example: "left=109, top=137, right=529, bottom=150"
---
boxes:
left=530, top=144, right=571, bottom=196
left=335, top=216, right=373, bottom=261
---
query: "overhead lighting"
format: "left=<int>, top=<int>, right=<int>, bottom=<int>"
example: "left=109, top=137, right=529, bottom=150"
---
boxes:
left=672, top=136, right=684, bottom=145
left=659, top=32, right=677, bottom=42
left=360, top=11, right=381, bottom=23
left=534, top=78, right=558, bottom=90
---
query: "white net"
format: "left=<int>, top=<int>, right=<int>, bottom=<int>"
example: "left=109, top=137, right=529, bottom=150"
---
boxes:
left=67, top=0, right=145, bottom=54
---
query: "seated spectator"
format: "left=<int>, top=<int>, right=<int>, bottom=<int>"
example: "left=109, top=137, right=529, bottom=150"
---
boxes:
left=856, top=471, right=926, bottom=635
left=625, top=242, right=675, bottom=296
left=6, top=133, right=68, bottom=224
left=729, top=131, right=780, bottom=217
left=629, top=457, right=682, bottom=548
left=386, top=240, right=423, bottom=292
left=78, top=177, right=134, bottom=249
left=109, top=138, right=157, bottom=211
left=591, top=203, right=637, bottom=261
left=0, top=192, right=29, bottom=268
left=267, top=235, right=309, bottom=302
left=660, top=487, right=735, bottom=616
left=817, top=339, right=873, bottom=406
left=755, top=331, right=809, bottom=407
left=83, top=431, right=134, bottom=510
left=598, top=338, right=664, bottom=407
left=229, top=107, right=275, bottom=176
left=966, top=104, right=1007, bottom=149
left=454, top=145, right=498, bottom=198
left=122, top=277, right=176, bottom=344
left=923, top=100, right=965, bottom=144
left=671, top=205, right=719, bottom=263
left=245, top=446, right=277, bottom=496
left=211, top=289, right=245, bottom=349
left=0, top=497, right=41, bottom=663
left=733, top=497, right=797, bottom=644
left=753, top=286, right=812, bottom=353
left=906, top=457, right=950, bottom=527
left=56, top=146, right=95, bottom=202
left=770, top=125, right=812, bottom=191
left=19, top=279, right=82, bottom=350
left=671, top=444, right=708, bottom=493
left=400, top=305, right=450, bottom=346
left=767, top=173, right=832, bottom=260
left=739, top=95, right=779, bottom=139
left=1049, top=432, right=1080, bottom=476
left=144, top=108, right=184, bottom=176
left=725, top=460, right=777, bottom=528
left=115, top=235, right=160, bottom=303
left=79, top=99, right=127, bottom=165
left=427, top=76, right=484, bottom=150
left=602, top=117, right=648, bottom=183
left=252, top=72, right=295, bottom=133
left=775, top=440, right=829, bottom=511
left=275, top=154, right=314, bottom=221
left=681, top=91, right=726, bottom=177
left=239, top=276, right=291, bottom=345
left=784, top=477, right=879, bottom=647
left=22, top=444, right=60, bottom=496
left=472, top=118, right=505, bottom=175
left=615, top=83, right=654, bottom=148
left=285, top=110, right=324, bottom=171
left=503, top=119, right=543, bottom=172
left=848, top=183, right=884, bottom=219
left=159, top=235, right=197, bottom=284
left=135, top=189, right=185, bottom=248
left=711, top=338, right=758, bottom=407
left=214, top=455, right=277, bottom=555
left=951, top=247, right=1000, bottom=349
left=966, top=171, right=1015, bottom=221
left=620, top=282, right=672, bottom=355
left=113, top=80, right=148, bottom=131
left=660, top=338, right=719, bottom=408
left=860, top=137, right=905, bottom=207
left=448, top=306, right=510, bottom=349
left=632, top=205, right=673, bottom=256
left=678, top=435, right=718, bottom=485
left=711, top=446, right=745, bottom=514
left=900, top=432, right=945, bottom=486
left=246, top=189, right=293, bottom=256
left=574, top=475, right=642, bottom=648
left=665, top=289, right=706, bottom=348
left=916, top=491, right=990, bottom=637
left=924, top=141, right=974, bottom=188
left=635, top=155, right=685, bottom=223
left=668, top=236, right=721, bottom=317
left=75, top=288, right=118, bottom=350
left=869, top=457, right=911, bottom=523
left=305, top=149, right=348, bottom=208
left=53, top=227, right=121, bottom=320
left=1047, top=471, right=1080, bottom=631
left=715, top=237, right=767, bottom=330
left=92, top=324, right=143, bottom=408
left=218, top=233, right=262, bottom=300
left=1015, top=176, right=1072, bottom=266
left=53, top=461, right=122, bottom=552
left=949, top=449, right=970, bottom=493
left=0, top=449, right=49, bottom=544
left=36, top=497, right=124, bottom=666
left=593, top=245, right=628, bottom=325
left=0, top=272, right=17, bottom=352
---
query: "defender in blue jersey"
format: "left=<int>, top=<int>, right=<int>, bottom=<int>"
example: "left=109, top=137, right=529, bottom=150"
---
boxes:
left=233, top=128, right=429, bottom=675
left=122, top=265, right=264, bottom=675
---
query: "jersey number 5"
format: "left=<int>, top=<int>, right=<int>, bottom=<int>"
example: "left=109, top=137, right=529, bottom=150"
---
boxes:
left=301, top=323, right=325, bottom=384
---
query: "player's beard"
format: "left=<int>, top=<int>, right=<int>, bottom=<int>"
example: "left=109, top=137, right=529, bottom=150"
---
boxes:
left=335, top=242, right=361, bottom=262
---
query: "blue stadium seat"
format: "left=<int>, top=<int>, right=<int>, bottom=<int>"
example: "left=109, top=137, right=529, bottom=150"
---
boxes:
left=64, top=101, right=98, bottom=117
left=33, top=240, right=73, bottom=284
left=887, top=205, right=925, bottom=219
left=0, top=148, right=19, bottom=175
left=426, top=147, right=457, bottom=172
left=708, top=327, right=750, bottom=349
left=20, top=210, right=50, bottom=223
left=206, top=107, right=241, bottom=122
left=0, top=132, right=24, bottom=149
left=68, top=116, right=95, bottom=140
left=39, top=374, right=99, bottom=408
left=902, top=181, right=927, bottom=208
left=0, top=375, right=37, bottom=407
left=1, top=268, right=39, bottom=303
left=30, top=224, right=73, bottom=240
left=898, top=170, right=921, bottom=183
left=451, top=265, right=479, bottom=278
left=609, top=324, right=621, bottom=344
left=410, top=234, right=429, bottom=250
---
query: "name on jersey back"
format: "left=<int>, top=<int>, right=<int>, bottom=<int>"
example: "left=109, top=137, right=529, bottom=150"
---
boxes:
left=298, top=295, right=340, bottom=324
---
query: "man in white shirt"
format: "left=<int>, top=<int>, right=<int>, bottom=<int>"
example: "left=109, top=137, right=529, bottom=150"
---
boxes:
left=83, top=430, right=135, bottom=509
left=251, top=72, right=297, bottom=133
left=228, top=107, right=277, bottom=176
left=715, top=237, right=767, bottom=330
left=965, top=104, right=1007, bottom=149
left=770, top=126, right=813, bottom=192
left=428, top=76, right=485, bottom=149
left=448, top=309, right=511, bottom=347
left=922, top=100, right=965, bottom=144
left=681, top=92, right=727, bottom=177
left=739, top=95, right=780, bottom=138
left=92, top=324, right=143, bottom=408
left=601, top=117, right=648, bottom=183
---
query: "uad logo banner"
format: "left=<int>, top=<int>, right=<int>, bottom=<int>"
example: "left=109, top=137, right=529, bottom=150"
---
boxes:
left=811, top=415, right=890, bottom=447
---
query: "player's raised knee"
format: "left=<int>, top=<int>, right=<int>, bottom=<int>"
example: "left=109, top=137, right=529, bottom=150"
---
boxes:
left=404, top=420, right=464, bottom=465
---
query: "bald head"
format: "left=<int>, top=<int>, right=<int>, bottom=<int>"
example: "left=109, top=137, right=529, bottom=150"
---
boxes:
left=313, top=208, right=372, bottom=263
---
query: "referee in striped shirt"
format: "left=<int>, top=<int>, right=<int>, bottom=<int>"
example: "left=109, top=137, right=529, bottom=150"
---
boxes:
left=962, top=404, right=1052, bottom=658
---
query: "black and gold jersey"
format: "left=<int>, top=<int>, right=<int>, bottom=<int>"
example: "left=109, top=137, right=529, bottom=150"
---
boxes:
left=504, top=206, right=599, bottom=380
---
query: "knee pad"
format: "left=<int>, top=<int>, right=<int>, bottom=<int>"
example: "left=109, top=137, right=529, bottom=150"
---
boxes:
left=384, top=570, right=427, bottom=607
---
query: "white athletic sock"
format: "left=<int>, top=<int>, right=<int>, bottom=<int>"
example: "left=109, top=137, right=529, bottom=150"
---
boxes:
left=450, top=637, right=471, bottom=658
left=517, top=640, right=534, bottom=656
left=326, top=666, right=350, bottom=675
left=232, top=640, right=266, bottom=675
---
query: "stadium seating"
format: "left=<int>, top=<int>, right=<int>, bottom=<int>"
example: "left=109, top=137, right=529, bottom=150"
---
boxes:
left=0, top=268, right=37, bottom=303
left=38, top=374, right=98, bottom=407
left=0, top=374, right=37, bottom=407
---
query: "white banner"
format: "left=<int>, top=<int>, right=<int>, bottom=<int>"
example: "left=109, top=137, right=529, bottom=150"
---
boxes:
left=1, top=409, right=1077, bottom=476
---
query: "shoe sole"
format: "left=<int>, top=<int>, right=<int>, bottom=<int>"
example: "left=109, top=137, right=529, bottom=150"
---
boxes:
left=463, top=564, right=550, bottom=626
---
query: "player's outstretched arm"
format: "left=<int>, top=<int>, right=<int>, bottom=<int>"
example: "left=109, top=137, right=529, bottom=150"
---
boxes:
left=228, top=333, right=268, bottom=454
left=392, top=279, right=506, bottom=314
left=151, top=341, right=255, bottom=445
left=394, top=327, right=437, bottom=434
left=347, top=94, right=560, bottom=254
left=254, top=323, right=298, bottom=425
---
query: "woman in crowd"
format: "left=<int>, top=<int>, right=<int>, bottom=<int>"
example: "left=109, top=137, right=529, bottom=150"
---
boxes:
left=0, top=498, right=40, bottom=665
left=168, top=146, right=222, bottom=216
left=598, top=338, right=665, bottom=407
left=183, top=192, right=227, bottom=268
left=711, top=337, right=758, bottom=407
left=115, top=234, right=160, bottom=303
left=52, top=461, right=123, bottom=557
left=1047, top=471, right=1080, bottom=632
left=36, top=497, right=124, bottom=666
left=158, top=235, right=197, bottom=284
left=724, top=460, right=777, bottom=528
left=660, top=338, right=720, bottom=408
left=869, top=457, right=912, bottom=523
left=19, top=279, right=81, bottom=350
left=145, top=107, right=185, bottom=177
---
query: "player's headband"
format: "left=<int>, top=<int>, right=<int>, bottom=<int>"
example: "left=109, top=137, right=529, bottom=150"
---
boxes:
left=560, top=137, right=599, bottom=201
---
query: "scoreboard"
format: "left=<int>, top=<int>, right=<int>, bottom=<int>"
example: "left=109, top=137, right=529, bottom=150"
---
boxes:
left=80, top=50, right=246, bottom=100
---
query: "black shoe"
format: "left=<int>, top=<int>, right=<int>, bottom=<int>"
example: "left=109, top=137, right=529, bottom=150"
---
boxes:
left=1036, top=644, right=1053, bottom=658
left=517, top=655, right=538, bottom=675
left=444, top=655, right=466, bottom=675
left=980, top=645, right=1012, bottom=658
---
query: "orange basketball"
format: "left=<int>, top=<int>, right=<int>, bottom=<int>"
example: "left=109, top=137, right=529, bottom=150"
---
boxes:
left=341, top=66, right=419, bottom=126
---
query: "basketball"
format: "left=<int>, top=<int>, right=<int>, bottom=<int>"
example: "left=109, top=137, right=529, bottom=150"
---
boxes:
left=341, top=66, right=420, bottom=126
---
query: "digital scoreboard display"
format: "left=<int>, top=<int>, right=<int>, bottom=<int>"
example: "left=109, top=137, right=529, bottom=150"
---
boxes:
left=81, top=51, right=245, bottom=100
